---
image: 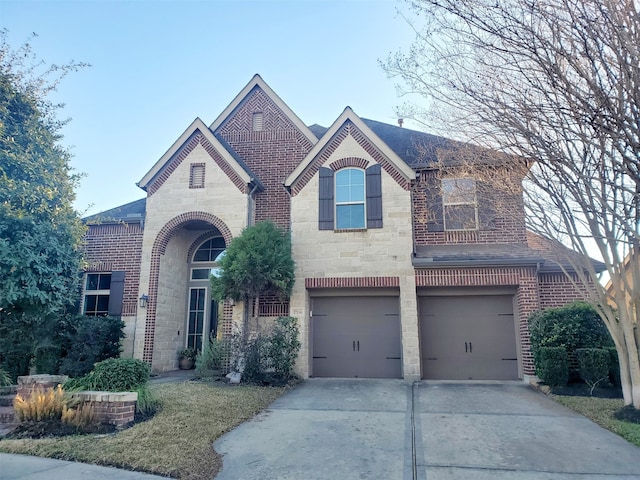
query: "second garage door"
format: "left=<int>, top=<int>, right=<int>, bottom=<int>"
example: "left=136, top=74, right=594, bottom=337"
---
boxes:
left=420, top=295, right=518, bottom=380
left=312, top=296, right=402, bottom=378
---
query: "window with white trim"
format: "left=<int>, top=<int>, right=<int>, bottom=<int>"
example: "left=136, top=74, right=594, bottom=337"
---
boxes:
left=335, top=168, right=366, bottom=229
left=442, top=178, right=478, bottom=231
left=83, top=273, right=111, bottom=316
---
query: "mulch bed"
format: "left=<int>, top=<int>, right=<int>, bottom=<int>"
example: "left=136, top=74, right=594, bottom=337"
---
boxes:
left=4, top=420, right=117, bottom=439
left=614, top=405, right=640, bottom=424
left=551, top=383, right=623, bottom=399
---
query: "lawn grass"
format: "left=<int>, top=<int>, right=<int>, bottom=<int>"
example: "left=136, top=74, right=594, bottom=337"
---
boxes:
left=553, top=395, right=640, bottom=447
left=0, top=381, right=286, bottom=479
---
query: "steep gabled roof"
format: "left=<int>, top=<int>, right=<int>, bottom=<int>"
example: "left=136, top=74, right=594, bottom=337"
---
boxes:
left=210, top=74, right=318, bottom=146
left=137, top=117, right=258, bottom=192
left=285, top=108, right=416, bottom=190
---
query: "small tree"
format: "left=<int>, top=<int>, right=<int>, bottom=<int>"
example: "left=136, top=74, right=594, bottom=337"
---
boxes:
left=211, top=221, right=295, bottom=340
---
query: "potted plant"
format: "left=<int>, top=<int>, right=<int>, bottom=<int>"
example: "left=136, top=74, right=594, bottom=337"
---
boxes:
left=178, top=348, right=197, bottom=370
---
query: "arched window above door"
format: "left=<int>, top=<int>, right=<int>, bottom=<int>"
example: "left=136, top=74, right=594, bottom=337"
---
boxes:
left=193, top=237, right=226, bottom=263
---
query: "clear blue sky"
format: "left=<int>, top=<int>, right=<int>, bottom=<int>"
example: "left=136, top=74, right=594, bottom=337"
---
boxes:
left=1, top=0, right=417, bottom=216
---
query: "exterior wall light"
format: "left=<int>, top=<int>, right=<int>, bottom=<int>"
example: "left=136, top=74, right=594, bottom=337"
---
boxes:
left=139, top=294, right=149, bottom=308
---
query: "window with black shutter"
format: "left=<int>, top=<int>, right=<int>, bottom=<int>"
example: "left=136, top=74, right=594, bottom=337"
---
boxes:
left=318, top=164, right=383, bottom=230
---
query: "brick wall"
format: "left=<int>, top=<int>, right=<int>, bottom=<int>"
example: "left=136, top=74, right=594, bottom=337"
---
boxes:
left=84, top=223, right=144, bottom=317
left=412, top=170, right=527, bottom=246
left=538, top=272, right=588, bottom=309
left=217, top=88, right=314, bottom=230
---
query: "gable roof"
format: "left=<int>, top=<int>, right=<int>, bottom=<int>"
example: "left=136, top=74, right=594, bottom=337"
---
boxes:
left=285, top=107, right=417, bottom=190
left=310, top=119, right=519, bottom=170
left=209, top=74, right=318, bottom=146
left=137, top=117, right=258, bottom=192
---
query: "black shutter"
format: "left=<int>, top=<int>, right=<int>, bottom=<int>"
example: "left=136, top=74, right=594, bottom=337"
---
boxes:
left=477, top=181, right=496, bottom=230
left=318, top=167, right=334, bottom=230
left=425, top=175, right=444, bottom=232
left=366, top=164, right=383, bottom=229
left=108, top=271, right=126, bottom=316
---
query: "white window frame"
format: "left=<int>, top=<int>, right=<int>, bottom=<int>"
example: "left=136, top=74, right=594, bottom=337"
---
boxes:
left=82, top=272, right=111, bottom=316
left=442, top=178, right=478, bottom=231
left=335, top=168, right=366, bottom=230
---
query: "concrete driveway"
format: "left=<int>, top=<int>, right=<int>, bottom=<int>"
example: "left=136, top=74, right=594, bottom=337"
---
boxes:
left=214, top=379, right=640, bottom=480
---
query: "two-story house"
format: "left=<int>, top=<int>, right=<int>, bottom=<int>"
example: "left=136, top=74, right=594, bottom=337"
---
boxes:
left=83, top=75, right=593, bottom=381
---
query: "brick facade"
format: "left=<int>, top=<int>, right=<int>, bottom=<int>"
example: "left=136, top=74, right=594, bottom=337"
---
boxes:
left=82, top=75, right=596, bottom=379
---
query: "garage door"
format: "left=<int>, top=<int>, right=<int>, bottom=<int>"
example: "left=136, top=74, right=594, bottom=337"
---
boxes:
left=420, top=295, right=518, bottom=380
left=312, top=296, right=402, bottom=378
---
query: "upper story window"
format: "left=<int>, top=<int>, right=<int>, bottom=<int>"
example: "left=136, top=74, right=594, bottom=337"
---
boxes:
left=83, top=273, right=111, bottom=316
left=318, top=163, right=382, bottom=231
left=335, top=168, right=366, bottom=229
left=442, top=178, right=478, bottom=231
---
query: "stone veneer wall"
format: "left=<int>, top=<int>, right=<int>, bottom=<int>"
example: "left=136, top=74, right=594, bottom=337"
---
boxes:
left=289, top=130, right=418, bottom=379
left=136, top=140, right=248, bottom=367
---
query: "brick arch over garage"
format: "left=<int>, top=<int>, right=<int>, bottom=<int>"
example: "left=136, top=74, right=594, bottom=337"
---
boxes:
left=142, top=212, right=233, bottom=364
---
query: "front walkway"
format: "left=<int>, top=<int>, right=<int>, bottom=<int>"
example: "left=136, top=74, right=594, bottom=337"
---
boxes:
left=214, top=379, right=640, bottom=480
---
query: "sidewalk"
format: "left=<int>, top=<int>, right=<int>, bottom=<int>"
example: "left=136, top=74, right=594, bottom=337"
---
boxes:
left=0, top=453, right=169, bottom=479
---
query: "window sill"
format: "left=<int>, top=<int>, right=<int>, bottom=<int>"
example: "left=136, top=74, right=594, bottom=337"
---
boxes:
left=333, top=228, right=368, bottom=233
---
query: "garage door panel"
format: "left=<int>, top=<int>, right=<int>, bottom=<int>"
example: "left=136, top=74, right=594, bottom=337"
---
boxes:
left=312, top=296, right=401, bottom=379
left=420, top=295, right=518, bottom=380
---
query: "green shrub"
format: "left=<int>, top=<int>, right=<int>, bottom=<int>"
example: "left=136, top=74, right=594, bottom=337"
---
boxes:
left=576, top=348, right=610, bottom=393
left=195, top=337, right=229, bottom=378
left=134, top=384, right=159, bottom=418
left=528, top=301, right=612, bottom=375
left=241, top=336, right=268, bottom=383
left=607, top=347, right=621, bottom=388
left=66, top=358, right=150, bottom=392
left=59, top=315, right=125, bottom=377
left=537, top=346, right=569, bottom=386
left=267, top=316, right=301, bottom=381
left=0, top=365, right=13, bottom=387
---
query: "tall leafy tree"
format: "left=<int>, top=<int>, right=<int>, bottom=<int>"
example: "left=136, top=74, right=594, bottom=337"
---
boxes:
left=211, top=221, right=295, bottom=339
left=0, top=32, right=87, bottom=377
left=385, top=0, right=639, bottom=408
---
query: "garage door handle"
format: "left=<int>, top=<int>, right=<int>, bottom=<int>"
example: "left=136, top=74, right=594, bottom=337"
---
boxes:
left=313, top=356, right=327, bottom=359
left=465, top=342, right=468, bottom=353
left=357, top=341, right=360, bottom=351
left=353, top=341, right=356, bottom=352
left=469, top=342, right=472, bottom=353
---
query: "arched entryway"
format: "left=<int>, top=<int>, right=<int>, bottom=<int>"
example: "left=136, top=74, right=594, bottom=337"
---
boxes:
left=185, top=235, right=226, bottom=351
left=143, top=212, right=233, bottom=369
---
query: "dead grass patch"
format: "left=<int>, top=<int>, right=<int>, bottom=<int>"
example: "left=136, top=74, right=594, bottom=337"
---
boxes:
left=0, top=382, right=286, bottom=479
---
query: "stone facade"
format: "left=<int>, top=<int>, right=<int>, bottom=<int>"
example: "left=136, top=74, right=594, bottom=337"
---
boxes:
left=83, top=74, right=598, bottom=379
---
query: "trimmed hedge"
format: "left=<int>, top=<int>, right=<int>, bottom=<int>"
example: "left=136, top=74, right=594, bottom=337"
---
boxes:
left=537, top=346, right=569, bottom=386
left=66, top=358, right=150, bottom=392
left=528, top=302, right=612, bottom=377
left=607, top=347, right=621, bottom=388
left=575, top=348, right=610, bottom=389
